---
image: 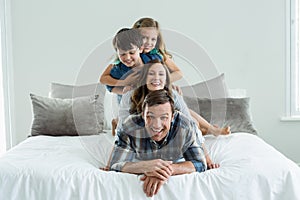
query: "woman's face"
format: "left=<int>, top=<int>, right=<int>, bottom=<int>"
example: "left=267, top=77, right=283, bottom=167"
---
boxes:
left=146, top=63, right=167, bottom=91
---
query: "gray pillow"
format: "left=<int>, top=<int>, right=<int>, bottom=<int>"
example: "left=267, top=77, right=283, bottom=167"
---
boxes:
left=181, top=73, right=228, bottom=99
left=183, top=96, right=257, bottom=134
left=30, top=94, right=104, bottom=136
left=50, top=82, right=105, bottom=99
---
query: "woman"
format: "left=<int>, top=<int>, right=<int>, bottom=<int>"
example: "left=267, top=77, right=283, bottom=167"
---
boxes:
left=119, top=59, right=226, bottom=169
left=119, top=59, right=230, bottom=136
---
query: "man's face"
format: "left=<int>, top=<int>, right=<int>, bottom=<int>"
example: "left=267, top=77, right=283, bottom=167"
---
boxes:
left=143, top=102, right=173, bottom=142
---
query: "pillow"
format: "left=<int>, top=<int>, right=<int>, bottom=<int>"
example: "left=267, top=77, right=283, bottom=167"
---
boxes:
left=183, top=96, right=257, bottom=134
left=49, top=82, right=111, bottom=129
left=50, top=82, right=105, bottom=99
left=30, top=94, right=104, bottom=136
left=181, top=73, right=228, bottom=99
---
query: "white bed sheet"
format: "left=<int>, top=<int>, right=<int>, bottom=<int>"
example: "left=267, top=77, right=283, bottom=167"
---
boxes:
left=0, top=132, right=300, bottom=200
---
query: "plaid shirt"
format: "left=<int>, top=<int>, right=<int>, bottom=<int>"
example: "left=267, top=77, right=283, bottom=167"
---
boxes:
left=110, top=111, right=207, bottom=172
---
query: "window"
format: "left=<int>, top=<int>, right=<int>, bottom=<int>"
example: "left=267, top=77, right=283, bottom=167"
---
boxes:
left=0, top=9, right=6, bottom=156
left=0, top=0, right=13, bottom=155
left=284, top=0, right=300, bottom=120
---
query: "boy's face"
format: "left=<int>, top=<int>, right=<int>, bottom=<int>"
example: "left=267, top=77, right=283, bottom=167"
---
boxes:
left=140, top=27, right=158, bottom=53
left=143, top=102, right=173, bottom=142
left=117, top=45, right=143, bottom=67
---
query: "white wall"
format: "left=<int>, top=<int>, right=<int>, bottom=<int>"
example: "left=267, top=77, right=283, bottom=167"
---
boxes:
left=6, top=0, right=300, bottom=163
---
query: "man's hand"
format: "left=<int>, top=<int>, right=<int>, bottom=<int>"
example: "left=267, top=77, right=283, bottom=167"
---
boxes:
left=140, top=175, right=166, bottom=197
left=142, top=159, right=173, bottom=181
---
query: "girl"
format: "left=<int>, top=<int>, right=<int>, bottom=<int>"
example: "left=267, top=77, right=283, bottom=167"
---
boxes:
left=132, top=17, right=183, bottom=83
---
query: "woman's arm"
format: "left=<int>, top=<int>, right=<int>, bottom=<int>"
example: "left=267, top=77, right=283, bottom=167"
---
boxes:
left=164, top=56, right=183, bottom=82
left=118, top=91, right=132, bottom=125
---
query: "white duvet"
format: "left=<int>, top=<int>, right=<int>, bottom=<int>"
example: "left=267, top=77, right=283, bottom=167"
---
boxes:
left=0, top=132, right=300, bottom=200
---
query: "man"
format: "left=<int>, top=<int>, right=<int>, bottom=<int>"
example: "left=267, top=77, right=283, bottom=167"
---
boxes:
left=109, top=89, right=207, bottom=197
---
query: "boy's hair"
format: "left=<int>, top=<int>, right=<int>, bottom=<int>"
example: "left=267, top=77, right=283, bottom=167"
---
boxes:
left=132, top=17, right=172, bottom=59
left=112, top=28, right=144, bottom=51
left=142, top=89, right=175, bottom=113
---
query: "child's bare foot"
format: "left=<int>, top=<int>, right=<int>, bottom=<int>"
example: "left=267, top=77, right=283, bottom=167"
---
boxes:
left=200, top=127, right=209, bottom=135
left=210, top=125, right=231, bottom=136
left=221, top=126, right=231, bottom=135
left=111, top=118, right=118, bottom=136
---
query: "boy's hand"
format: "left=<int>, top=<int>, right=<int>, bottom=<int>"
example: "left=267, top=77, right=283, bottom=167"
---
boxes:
left=122, top=86, right=133, bottom=93
left=124, top=71, right=140, bottom=85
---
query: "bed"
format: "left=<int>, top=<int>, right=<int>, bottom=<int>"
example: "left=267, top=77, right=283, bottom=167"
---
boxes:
left=1, top=74, right=300, bottom=200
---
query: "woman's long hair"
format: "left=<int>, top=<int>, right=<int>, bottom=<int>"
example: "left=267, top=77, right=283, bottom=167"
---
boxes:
left=129, top=59, right=173, bottom=114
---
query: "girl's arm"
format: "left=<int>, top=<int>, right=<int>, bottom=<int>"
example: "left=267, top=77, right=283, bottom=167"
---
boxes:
left=164, top=56, right=183, bottom=82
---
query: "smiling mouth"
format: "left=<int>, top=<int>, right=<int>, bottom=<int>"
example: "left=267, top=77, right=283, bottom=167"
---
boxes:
left=151, top=127, right=163, bottom=135
left=151, top=81, right=161, bottom=87
left=144, top=46, right=152, bottom=50
left=124, top=60, right=133, bottom=65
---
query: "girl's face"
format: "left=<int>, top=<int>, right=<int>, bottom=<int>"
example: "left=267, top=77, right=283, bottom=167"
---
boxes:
left=146, top=63, right=167, bottom=91
left=117, top=45, right=142, bottom=67
left=140, top=27, right=158, bottom=53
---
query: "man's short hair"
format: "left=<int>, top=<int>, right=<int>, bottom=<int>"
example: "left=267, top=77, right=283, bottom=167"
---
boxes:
left=112, top=28, right=144, bottom=51
left=142, top=89, right=175, bottom=113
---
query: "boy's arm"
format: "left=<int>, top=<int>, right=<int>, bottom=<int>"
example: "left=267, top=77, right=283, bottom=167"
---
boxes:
left=100, top=64, right=138, bottom=88
left=164, top=56, right=183, bottom=82
left=99, top=64, right=127, bottom=86
left=111, top=87, right=125, bottom=95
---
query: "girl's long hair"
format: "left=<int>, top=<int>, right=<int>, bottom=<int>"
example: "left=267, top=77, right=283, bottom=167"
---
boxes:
left=132, top=17, right=172, bottom=60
